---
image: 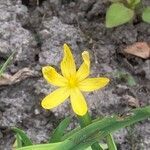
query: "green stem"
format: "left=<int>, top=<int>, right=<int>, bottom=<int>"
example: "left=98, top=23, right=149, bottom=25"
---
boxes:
left=106, top=134, right=117, bottom=150
left=77, top=112, right=92, bottom=127
left=77, top=112, right=103, bottom=150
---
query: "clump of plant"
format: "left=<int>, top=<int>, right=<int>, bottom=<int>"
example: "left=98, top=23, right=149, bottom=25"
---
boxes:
left=12, top=44, right=150, bottom=150
left=106, top=0, right=150, bottom=28
left=0, top=51, right=16, bottom=77
left=114, top=70, right=136, bottom=86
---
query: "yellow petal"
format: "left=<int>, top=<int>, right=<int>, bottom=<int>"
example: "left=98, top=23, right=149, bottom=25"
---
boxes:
left=42, top=66, right=67, bottom=87
left=61, top=43, right=76, bottom=78
left=41, top=87, right=70, bottom=109
left=79, top=77, right=110, bottom=92
left=76, top=51, right=90, bottom=81
left=70, top=88, right=88, bottom=116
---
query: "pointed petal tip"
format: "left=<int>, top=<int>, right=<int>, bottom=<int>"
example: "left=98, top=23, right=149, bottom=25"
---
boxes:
left=42, top=66, right=50, bottom=71
left=42, top=66, right=47, bottom=72
left=76, top=51, right=90, bottom=81
left=63, top=43, right=70, bottom=49
left=64, top=43, right=68, bottom=45
left=41, top=99, right=50, bottom=109
left=42, top=66, right=48, bottom=75
left=63, top=43, right=72, bottom=55
left=105, top=77, right=110, bottom=84
left=76, top=110, right=88, bottom=116
left=42, top=66, right=54, bottom=75
left=82, top=51, right=89, bottom=55
left=82, top=51, right=89, bottom=57
left=99, top=77, right=110, bottom=87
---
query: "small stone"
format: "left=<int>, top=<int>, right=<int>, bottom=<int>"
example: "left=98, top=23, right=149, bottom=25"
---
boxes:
left=34, top=109, right=40, bottom=115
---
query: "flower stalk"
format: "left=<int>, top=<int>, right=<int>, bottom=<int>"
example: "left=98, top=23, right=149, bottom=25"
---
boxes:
left=78, top=112, right=117, bottom=150
left=77, top=112, right=103, bottom=150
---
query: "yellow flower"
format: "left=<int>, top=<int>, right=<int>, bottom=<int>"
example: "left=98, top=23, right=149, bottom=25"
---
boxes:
left=41, top=44, right=109, bottom=116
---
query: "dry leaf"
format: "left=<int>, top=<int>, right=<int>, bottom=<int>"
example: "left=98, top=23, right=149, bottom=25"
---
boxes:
left=124, top=42, right=150, bottom=59
left=123, top=95, right=140, bottom=108
left=0, top=68, right=37, bottom=86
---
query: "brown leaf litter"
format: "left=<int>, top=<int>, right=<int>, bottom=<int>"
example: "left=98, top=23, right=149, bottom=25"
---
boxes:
left=124, top=42, right=150, bottom=59
left=0, top=68, right=37, bottom=86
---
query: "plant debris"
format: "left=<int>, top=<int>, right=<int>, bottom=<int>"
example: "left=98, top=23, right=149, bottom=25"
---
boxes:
left=123, top=95, right=140, bottom=108
left=124, top=42, right=150, bottom=59
left=0, top=68, right=37, bottom=86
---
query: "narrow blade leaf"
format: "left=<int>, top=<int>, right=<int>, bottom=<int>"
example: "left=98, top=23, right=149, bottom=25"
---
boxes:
left=106, top=134, right=117, bottom=150
left=13, top=134, right=23, bottom=149
left=66, top=106, right=150, bottom=149
left=12, top=127, right=33, bottom=146
left=16, top=141, right=74, bottom=150
left=0, top=50, right=16, bottom=76
left=15, top=106, right=150, bottom=150
left=49, top=117, right=71, bottom=143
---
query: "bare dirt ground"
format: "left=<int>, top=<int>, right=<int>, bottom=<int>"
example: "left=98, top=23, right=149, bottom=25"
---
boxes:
left=0, top=0, right=150, bottom=149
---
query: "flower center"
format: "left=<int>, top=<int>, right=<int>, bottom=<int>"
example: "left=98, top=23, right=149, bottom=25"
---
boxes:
left=67, top=76, right=78, bottom=88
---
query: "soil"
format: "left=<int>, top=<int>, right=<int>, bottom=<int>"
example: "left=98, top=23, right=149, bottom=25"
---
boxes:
left=0, top=0, right=150, bottom=150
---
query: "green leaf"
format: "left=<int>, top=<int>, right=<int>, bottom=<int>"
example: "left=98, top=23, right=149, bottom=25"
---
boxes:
left=85, top=143, right=108, bottom=150
left=0, top=50, right=16, bottom=77
left=106, top=3, right=134, bottom=28
left=13, top=134, right=23, bottom=149
left=12, top=127, right=33, bottom=146
left=49, top=117, right=71, bottom=143
left=67, top=106, right=150, bottom=149
left=17, top=140, right=76, bottom=150
left=106, top=134, right=117, bottom=150
left=77, top=112, right=102, bottom=150
left=142, top=7, right=150, bottom=23
left=16, top=134, right=23, bottom=148
left=16, top=106, right=150, bottom=150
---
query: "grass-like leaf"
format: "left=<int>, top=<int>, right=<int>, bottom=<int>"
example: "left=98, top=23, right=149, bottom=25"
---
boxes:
left=142, top=7, right=150, bottom=23
left=12, top=127, right=33, bottom=146
left=14, top=142, right=70, bottom=150
left=106, top=3, right=134, bottom=28
left=67, top=106, right=150, bottom=149
left=49, top=117, right=71, bottom=143
left=13, top=134, right=23, bottom=149
left=16, top=106, right=150, bottom=150
left=0, top=50, right=16, bottom=77
left=85, top=143, right=108, bottom=150
left=106, top=134, right=117, bottom=150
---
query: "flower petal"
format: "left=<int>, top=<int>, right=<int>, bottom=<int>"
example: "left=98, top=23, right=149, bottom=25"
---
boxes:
left=76, top=51, right=90, bottom=81
left=42, top=66, right=67, bottom=87
left=61, top=43, right=76, bottom=78
left=41, top=87, right=70, bottom=109
left=79, top=77, right=110, bottom=92
left=70, top=88, right=88, bottom=116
